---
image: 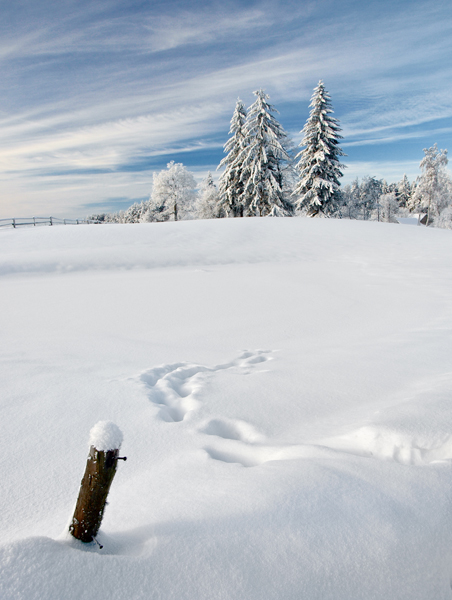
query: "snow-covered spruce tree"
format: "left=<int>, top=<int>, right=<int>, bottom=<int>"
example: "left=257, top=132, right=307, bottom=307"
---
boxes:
left=218, top=99, right=247, bottom=217
left=238, top=89, right=294, bottom=217
left=409, top=144, right=451, bottom=225
left=395, top=174, right=412, bottom=208
left=293, top=81, right=345, bottom=216
left=196, top=172, right=223, bottom=219
left=143, top=161, right=197, bottom=222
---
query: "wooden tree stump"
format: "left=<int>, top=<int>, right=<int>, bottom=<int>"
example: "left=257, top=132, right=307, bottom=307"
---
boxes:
left=69, top=422, right=125, bottom=545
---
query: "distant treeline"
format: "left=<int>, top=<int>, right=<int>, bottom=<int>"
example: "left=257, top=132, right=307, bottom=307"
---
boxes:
left=89, top=83, right=452, bottom=229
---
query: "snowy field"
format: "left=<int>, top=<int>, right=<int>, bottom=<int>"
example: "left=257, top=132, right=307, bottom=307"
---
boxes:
left=1, top=217, right=452, bottom=599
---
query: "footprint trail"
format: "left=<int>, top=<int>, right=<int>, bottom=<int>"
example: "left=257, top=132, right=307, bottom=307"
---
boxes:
left=139, top=349, right=449, bottom=470
left=140, top=350, right=273, bottom=423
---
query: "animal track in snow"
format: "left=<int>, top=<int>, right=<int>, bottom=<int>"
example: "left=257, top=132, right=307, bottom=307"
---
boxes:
left=203, top=429, right=452, bottom=469
left=140, top=363, right=207, bottom=422
left=200, top=417, right=265, bottom=443
left=140, top=350, right=273, bottom=423
left=323, top=426, right=452, bottom=466
left=204, top=441, right=339, bottom=468
left=203, top=420, right=452, bottom=469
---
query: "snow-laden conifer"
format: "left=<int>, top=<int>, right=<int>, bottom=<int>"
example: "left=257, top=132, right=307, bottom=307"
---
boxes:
left=396, top=174, right=412, bottom=208
left=238, top=89, right=293, bottom=217
left=293, top=81, right=345, bottom=216
left=218, top=99, right=247, bottom=217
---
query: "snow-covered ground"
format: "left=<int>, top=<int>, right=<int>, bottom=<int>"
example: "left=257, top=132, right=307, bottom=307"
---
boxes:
left=1, top=217, right=452, bottom=599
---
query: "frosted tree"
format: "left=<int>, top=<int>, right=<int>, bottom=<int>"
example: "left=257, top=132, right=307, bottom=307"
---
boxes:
left=197, top=172, right=222, bottom=219
left=434, top=206, right=452, bottom=229
left=238, top=89, right=294, bottom=217
left=409, top=144, right=452, bottom=225
left=122, top=201, right=148, bottom=223
left=218, top=99, right=247, bottom=217
left=144, top=161, right=197, bottom=222
left=361, top=176, right=382, bottom=220
left=381, top=179, right=396, bottom=195
left=87, top=212, right=120, bottom=223
left=378, top=192, right=399, bottom=223
left=293, top=81, right=345, bottom=216
left=341, top=179, right=361, bottom=219
left=396, top=174, right=412, bottom=208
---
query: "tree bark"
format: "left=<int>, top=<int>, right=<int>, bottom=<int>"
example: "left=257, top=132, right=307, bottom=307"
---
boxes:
left=69, top=445, right=119, bottom=543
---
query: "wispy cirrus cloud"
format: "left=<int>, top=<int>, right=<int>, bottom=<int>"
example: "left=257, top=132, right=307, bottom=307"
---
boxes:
left=342, top=160, right=422, bottom=184
left=0, top=0, right=451, bottom=217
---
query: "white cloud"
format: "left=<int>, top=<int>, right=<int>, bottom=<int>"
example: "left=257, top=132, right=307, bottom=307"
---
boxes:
left=0, top=0, right=451, bottom=217
left=342, top=160, right=421, bottom=185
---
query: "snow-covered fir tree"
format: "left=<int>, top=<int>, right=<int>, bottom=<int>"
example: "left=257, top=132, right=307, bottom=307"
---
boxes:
left=196, top=172, right=223, bottom=219
left=293, top=81, right=345, bottom=216
left=237, top=89, right=293, bottom=217
left=409, top=144, right=452, bottom=224
left=395, top=174, right=412, bottom=208
left=218, top=99, right=247, bottom=217
left=143, top=161, right=197, bottom=222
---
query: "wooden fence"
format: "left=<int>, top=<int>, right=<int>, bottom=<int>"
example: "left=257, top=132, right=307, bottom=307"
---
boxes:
left=0, top=217, right=101, bottom=229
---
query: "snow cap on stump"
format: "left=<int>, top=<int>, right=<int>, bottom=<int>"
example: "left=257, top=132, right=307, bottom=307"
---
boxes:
left=89, top=421, right=123, bottom=451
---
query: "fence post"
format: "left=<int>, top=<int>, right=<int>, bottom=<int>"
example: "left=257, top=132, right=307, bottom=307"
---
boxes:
left=33, top=217, right=36, bottom=226
left=69, top=422, right=126, bottom=545
left=12, top=218, right=15, bottom=228
left=50, top=216, right=53, bottom=226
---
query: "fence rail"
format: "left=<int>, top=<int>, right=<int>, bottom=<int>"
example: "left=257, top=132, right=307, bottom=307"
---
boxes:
left=0, top=217, right=101, bottom=229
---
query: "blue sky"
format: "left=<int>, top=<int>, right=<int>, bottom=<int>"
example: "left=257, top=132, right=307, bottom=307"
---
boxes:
left=1, top=0, right=451, bottom=218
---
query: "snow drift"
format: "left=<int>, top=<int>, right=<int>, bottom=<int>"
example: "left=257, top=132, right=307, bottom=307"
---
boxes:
left=1, top=217, right=452, bottom=599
